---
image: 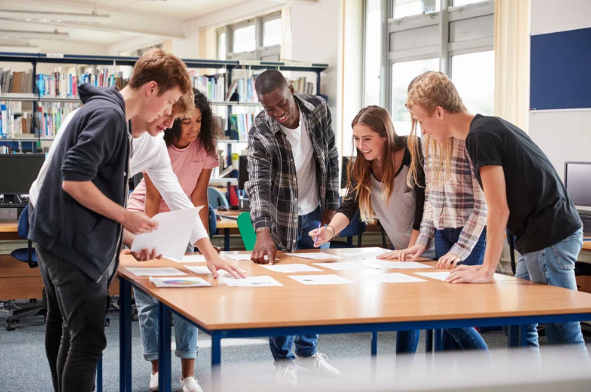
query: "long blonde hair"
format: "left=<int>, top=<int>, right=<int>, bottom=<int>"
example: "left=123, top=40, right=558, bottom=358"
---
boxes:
left=347, top=106, right=415, bottom=223
left=405, top=71, right=466, bottom=188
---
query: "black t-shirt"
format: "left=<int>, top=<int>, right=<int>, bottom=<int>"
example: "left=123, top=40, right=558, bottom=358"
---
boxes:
left=466, top=114, right=582, bottom=254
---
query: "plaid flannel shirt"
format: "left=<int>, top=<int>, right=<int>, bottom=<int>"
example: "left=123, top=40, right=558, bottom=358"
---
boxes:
left=245, top=94, right=340, bottom=251
left=415, top=137, right=487, bottom=260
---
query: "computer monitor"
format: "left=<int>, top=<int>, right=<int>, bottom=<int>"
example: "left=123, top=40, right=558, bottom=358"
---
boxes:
left=564, top=161, right=591, bottom=212
left=0, top=154, right=45, bottom=195
left=238, top=155, right=248, bottom=190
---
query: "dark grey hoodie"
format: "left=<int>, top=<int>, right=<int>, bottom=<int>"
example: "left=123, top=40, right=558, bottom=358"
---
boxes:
left=29, top=84, right=131, bottom=281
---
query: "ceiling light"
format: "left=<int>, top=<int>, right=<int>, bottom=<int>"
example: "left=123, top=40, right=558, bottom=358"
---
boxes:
left=0, top=30, right=70, bottom=41
left=0, top=10, right=111, bottom=24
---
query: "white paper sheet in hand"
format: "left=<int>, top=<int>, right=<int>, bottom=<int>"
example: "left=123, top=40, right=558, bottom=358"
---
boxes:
left=285, top=253, right=341, bottom=260
left=221, top=276, right=283, bottom=287
left=364, top=273, right=427, bottom=284
left=415, top=272, right=450, bottom=281
left=289, top=274, right=353, bottom=285
left=365, top=260, right=433, bottom=269
left=126, top=267, right=187, bottom=277
left=131, top=207, right=202, bottom=262
left=149, top=276, right=211, bottom=288
left=168, top=255, right=207, bottom=263
left=260, top=264, right=323, bottom=273
left=313, top=262, right=382, bottom=271
left=185, top=265, right=245, bottom=276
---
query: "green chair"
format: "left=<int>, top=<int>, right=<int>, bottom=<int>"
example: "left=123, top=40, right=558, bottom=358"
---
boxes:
left=237, top=212, right=257, bottom=251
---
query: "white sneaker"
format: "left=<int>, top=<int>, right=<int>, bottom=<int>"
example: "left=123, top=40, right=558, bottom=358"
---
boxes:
left=149, top=372, right=158, bottom=391
left=275, top=363, right=298, bottom=387
left=295, top=353, right=340, bottom=377
left=181, top=376, right=204, bottom=392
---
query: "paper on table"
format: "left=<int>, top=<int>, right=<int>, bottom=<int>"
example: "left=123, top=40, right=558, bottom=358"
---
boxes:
left=336, top=248, right=389, bottom=257
left=126, top=267, right=187, bottom=277
left=149, top=276, right=211, bottom=288
left=285, top=253, right=341, bottom=260
left=224, top=253, right=255, bottom=261
left=289, top=274, right=353, bottom=285
left=260, top=264, right=323, bottom=273
left=185, top=265, right=246, bottom=276
left=131, top=207, right=202, bottom=262
left=415, top=272, right=450, bottom=281
left=221, top=276, right=283, bottom=287
left=364, top=273, right=427, bottom=284
left=168, top=254, right=207, bottom=263
left=313, top=262, right=382, bottom=271
left=365, top=260, right=433, bottom=269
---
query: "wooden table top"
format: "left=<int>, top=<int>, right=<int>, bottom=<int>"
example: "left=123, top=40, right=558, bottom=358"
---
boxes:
left=0, top=221, right=18, bottom=233
left=118, top=248, right=591, bottom=331
left=583, top=237, right=591, bottom=252
left=215, top=209, right=240, bottom=229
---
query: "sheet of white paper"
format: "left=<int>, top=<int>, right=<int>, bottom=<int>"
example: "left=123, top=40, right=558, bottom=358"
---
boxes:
left=221, top=276, right=283, bottom=287
left=285, top=253, right=341, bottom=260
left=126, top=267, right=187, bottom=277
left=336, top=248, right=389, bottom=258
left=415, top=272, right=450, bottom=281
left=365, top=260, right=433, bottom=269
left=149, top=276, right=211, bottom=288
left=364, top=273, right=427, bottom=284
left=224, top=253, right=255, bottom=261
left=131, top=207, right=202, bottom=261
left=168, top=254, right=207, bottom=263
left=289, top=274, right=353, bottom=285
left=313, top=262, right=382, bottom=271
left=260, top=264, right=323, bottom=273
left=185, top=265, right=245, bottom=276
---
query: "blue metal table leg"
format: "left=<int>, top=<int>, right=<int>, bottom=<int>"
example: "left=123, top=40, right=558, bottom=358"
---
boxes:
left=519, top=325, right=528, bottom=347
left=158, top=302, right=173, bottom=392
left=97, top=358, right=103, bottom=392
left=212, top=331, right=222, bottom=391
left=508, top=325, right=519, bottom=347
left=119, top=277, right=132, bottom=392
left=434, top=329, right=443, bottom=351
left=371, top=331, right=378, bottom=356
left=426, top=329, right=433, bottom=352
left=224, top=228, right=230, bottom=251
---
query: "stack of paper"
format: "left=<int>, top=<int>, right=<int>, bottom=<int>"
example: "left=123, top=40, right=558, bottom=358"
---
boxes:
left=149, top=277, right=211, bottom=288
left=126, top=267, right=187, bottom=277
left=221, top=276, right=283, bottom=287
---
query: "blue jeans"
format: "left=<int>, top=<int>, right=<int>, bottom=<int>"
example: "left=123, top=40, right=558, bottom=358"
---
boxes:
left=516, top=228, right=588, bottom=352
left=134, top=288, right=198, bottom=361
left=396, top=330, right=420, bottom=354
left=269, top=206, right=327, bottom=362
left=435, top=227, right=489, bottom=351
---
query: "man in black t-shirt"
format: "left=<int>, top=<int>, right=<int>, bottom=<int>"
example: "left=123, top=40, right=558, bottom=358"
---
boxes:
left=405, top=71, right=586, bottom=350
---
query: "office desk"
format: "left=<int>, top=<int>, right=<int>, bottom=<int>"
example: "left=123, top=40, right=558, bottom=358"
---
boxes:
left=0, top=220, right=19, bottom=241
left=583, top=237, right=591, bottom=252
left=214, top=210, right=240, bottom=251
left=118, top=248, right=591, bottom=392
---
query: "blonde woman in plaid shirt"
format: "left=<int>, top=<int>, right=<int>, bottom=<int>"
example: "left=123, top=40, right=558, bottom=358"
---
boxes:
left=398, top=78, right=489, bottom=352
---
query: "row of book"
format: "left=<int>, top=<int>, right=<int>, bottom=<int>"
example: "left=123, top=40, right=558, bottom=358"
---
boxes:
left=37, top=70, right=127, bottom=98
left=190, top=72, right=226, bottom=102
left=35, top=102, right=80, bottom=137
left=0, top=69, right=34, bottom=94
left=0, top=101, right=32, bottom=138
left=229, top=113, right=255, bottom=142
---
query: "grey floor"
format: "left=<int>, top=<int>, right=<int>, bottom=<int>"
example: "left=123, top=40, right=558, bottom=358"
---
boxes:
left=1, top=303, right=589, bottom=392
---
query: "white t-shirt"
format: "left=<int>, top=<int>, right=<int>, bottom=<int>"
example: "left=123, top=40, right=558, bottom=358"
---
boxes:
left=281, top=118, right=319, bottom=216
left=30, top=109, right=208, bottom=245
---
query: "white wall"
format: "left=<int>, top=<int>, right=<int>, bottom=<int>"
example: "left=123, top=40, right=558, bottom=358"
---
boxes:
left=529, top=0, right=591, bottom=179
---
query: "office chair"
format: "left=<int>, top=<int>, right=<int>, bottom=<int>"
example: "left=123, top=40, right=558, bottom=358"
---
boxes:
left=208, top=204, right=217, bottom=237
left=6, top=205, right=47, bottom=331
left=207, top=187, right=229, bottom=209
left=329, top=210, right=367, bottom=248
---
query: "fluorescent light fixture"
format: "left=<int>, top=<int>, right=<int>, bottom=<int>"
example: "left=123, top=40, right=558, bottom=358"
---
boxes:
left=0, top=30, right=70, bottom=41
left=0, top=10, right=111, bottom=24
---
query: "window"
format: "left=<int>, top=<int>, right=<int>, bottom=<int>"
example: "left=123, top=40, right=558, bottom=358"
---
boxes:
left=451, top=50, right=494, bottom=115
left=263, top=18, right=281, bottom=47
left=391, top=58, right=439, bottom=135
left=364, top=0, right=382, bottom=106
left=453, top=0, right=489, bottom=6
left=232, top=25, right=256, bottom=54
left=393, top=0, right=440, bottom=19
left=218, top=32, right=226, bottom=60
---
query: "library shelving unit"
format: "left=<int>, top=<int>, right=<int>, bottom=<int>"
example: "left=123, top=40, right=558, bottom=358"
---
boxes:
left=0, top=51, right=328, bottom=184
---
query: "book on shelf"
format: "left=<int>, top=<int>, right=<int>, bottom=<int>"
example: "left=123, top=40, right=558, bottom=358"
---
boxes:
left=190, top=71, right=225, bottom=102
left=37, top=68, right=128, bottom=98
left=35, top=102, right=80, bottom=138
left=229, top=113, right=254, bottom=142
left=290, top=76, right=315, bottom=95
left=0, top=101, right=34, bottom=138
left=0, top=69, right=34, bottom=94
